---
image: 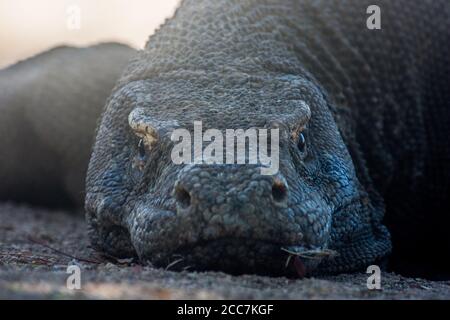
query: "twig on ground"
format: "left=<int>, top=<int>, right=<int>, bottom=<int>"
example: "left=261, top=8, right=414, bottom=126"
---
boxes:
left=165, top=258, right=184, bottom=271
left=281, top=247, right=339, bottom=260
left=27, top=235, right=102, bottom=264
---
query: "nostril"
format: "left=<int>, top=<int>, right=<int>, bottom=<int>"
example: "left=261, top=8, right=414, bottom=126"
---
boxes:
left=272, top=179, right=288, bottom=203
left=175, top=186, right=191, bottom=209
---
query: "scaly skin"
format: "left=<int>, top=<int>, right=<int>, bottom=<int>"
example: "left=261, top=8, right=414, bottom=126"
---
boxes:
left=0, top=1, right=448, bottom=277
left=0, top=43, right=135, bottom=207
left=85, top=0, right=449, bottom=277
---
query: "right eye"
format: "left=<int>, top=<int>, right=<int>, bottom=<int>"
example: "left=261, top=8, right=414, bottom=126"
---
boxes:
left=297, top=132, right=306, bottom=152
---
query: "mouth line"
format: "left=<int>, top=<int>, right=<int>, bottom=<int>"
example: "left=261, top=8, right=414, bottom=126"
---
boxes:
left=145, top=237, right=332, bottom=277
left=175, top=236, right=304, bottom=251
left=171, top=233, right=322, bottom=257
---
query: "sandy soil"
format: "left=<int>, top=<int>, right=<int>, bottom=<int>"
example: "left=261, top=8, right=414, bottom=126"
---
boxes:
left=0, top=202, right=449, bottom=299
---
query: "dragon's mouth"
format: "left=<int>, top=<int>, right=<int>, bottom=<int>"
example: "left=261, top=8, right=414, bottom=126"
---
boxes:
left=142, top=237, right=335, bottom=277
left=127, top=200, right=335, bottom=276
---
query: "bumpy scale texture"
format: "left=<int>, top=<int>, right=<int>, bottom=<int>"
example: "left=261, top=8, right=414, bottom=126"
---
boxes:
left=86, top=0, right=450, bottom=276
left=0, top=43, right=135, bottom=207
left=1, top=1, right=449, bottom=277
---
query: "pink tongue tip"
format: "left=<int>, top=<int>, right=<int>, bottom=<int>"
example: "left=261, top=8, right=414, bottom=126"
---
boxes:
left=293, top=256, right=307, bottom=278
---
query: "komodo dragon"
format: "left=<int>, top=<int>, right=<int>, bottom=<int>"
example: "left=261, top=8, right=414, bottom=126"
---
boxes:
left=1, top=0, right=449, bottom=278
left=0, top=43, right=135, bottom=207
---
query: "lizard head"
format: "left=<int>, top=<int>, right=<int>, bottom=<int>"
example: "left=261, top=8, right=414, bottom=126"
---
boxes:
left=86, top=73, right=390, bottom=276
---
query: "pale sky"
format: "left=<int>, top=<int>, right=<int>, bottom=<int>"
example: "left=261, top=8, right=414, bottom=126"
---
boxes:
left=0, top=0, right=180, bottom=68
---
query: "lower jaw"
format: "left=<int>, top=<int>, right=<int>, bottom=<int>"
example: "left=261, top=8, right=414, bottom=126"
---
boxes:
left=143, top=238, right=323, bottom=278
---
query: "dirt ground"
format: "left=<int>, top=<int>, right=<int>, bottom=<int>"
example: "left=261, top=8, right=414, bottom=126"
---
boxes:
left=0, top=202, right=449, bottom=299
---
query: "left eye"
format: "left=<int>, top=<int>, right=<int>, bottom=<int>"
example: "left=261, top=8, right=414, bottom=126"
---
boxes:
left=297, top=132, right=306, bottom=152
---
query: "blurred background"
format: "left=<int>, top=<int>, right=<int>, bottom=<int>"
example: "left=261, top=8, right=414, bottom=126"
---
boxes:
left=0, top=0, right=180, bottom=68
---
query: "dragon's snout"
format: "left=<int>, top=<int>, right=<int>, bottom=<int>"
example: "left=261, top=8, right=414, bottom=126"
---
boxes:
left=170, top=165, right=298, bottom=244
left=124, top=164, right=330, bottom=276
left=174, top=164, right=289, bottom=214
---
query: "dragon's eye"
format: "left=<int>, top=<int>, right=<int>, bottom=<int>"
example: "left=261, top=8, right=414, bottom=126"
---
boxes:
left=297, top=132, right=306, bottom=152
left=138, top=139, right=146, bottom=158
left=131, top=139, right=147, bottom=175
